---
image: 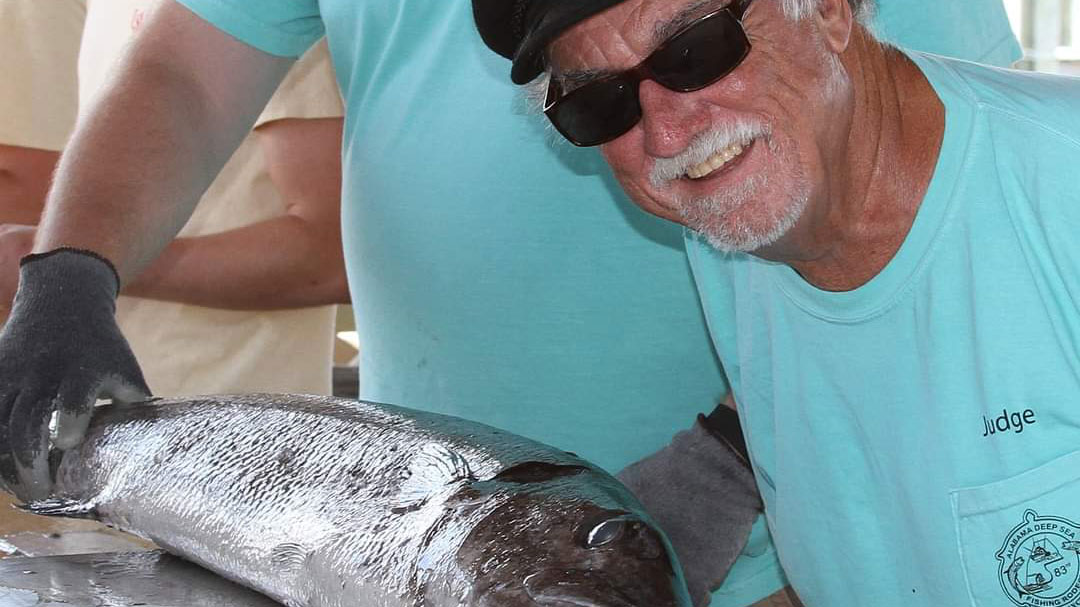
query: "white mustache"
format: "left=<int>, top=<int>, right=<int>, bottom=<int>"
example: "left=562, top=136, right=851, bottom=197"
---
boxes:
left=649, top=120, right=772, bottom=187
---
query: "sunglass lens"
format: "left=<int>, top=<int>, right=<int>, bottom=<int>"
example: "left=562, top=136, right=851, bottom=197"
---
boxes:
left=649, top=11, right=750, bottom=91
left=547, top=79, right=642, bottom=146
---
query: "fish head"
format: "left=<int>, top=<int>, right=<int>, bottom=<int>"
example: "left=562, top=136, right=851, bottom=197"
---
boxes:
left=456, top=460, right=691, bottom=607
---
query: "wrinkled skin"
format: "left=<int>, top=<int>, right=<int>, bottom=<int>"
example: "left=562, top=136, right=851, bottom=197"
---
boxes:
left=546, top=0, right=856, bottom=260
left=545, top=0, right=944, bottom=292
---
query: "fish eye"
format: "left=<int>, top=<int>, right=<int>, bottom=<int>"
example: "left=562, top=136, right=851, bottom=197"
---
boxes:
left=586, top=519, right=626, bottom=547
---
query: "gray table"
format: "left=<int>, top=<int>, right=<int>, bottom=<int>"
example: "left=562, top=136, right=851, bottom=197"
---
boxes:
left=0, top=550, right=279, bottom=607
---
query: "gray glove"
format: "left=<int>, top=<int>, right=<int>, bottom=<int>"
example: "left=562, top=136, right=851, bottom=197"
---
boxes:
left=617, top=406, right=762, bottom=607
left=0, top=248, right=150, bottom=501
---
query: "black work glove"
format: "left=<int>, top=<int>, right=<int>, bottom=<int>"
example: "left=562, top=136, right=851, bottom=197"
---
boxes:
left=0, top=248, right=150, bottom=501
left=617, top=405, right=762, bottom=607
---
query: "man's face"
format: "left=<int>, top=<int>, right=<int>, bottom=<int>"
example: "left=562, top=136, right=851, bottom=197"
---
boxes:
left=546, top=0, right=853, bottom=254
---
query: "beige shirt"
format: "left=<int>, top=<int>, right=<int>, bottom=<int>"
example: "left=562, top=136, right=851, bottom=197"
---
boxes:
left=0, top=0, right=85, bottom=150
left=80, top=0, right=344, bottom=396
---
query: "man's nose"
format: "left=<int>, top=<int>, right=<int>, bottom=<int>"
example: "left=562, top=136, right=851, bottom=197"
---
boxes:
left=636, top=79, right=708, bottom=158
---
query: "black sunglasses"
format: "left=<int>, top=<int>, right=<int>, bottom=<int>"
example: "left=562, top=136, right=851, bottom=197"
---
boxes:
left=544, top=0, right=753, bottom=147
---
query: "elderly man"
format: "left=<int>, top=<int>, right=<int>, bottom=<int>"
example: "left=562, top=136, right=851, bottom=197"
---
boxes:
left=0, top=0, right=1022, bottom=604
left=472, top=0, right=1080, bottom=605
left=0, top=0, right=84, bottom=258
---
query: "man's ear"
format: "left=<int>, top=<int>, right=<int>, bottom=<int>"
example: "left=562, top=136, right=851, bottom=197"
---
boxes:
left=815, top=0, right=854, bottom=54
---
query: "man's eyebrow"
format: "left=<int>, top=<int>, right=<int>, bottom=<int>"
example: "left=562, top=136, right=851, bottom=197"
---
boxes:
left=556, top=69, right=609, bottom=89
left=653, top=0, right=727, bottom=45
left=551, top=0, right=727, bottom=88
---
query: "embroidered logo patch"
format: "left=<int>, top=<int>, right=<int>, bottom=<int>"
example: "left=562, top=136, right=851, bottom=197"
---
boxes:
left=997, top=510, right=1080, bottom=606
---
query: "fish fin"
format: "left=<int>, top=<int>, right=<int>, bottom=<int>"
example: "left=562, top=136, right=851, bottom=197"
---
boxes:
left=393, top=443, right=473, bottom=513
left=20, top=497, right=98, bottom=519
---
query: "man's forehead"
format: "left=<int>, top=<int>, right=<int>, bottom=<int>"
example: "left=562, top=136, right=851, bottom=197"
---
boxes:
left=545, top=0, right=727, bottom=76
left=654, top=0, right=728, bottom=42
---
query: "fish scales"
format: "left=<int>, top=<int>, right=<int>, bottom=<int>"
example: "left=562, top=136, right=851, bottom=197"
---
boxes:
left=37, top=394, right=690, bottom=607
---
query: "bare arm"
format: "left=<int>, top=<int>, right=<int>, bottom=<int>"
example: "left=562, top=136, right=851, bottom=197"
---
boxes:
left=0, top=145, right=59, bottom=225
left=749, top=587, right=803, bottom=607
left=122, top=116, right=348, bottom=309
left=34, top=0, right=294, bottom=281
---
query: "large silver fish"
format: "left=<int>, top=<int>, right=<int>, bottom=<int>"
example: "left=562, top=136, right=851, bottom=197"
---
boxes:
left=26, top=394, right=691, bottom=607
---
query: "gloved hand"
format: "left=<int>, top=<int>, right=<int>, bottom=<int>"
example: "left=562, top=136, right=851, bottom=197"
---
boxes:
left=0, top=248, right=150, bottom=501
left=617, top=405, right=762, bottom=607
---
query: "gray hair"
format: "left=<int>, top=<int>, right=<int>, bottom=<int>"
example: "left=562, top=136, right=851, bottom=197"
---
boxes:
left=782, top=0, right=873, bottom=23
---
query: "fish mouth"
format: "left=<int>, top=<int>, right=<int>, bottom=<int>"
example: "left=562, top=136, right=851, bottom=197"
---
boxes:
left=523, top=568, right=636, bottom=607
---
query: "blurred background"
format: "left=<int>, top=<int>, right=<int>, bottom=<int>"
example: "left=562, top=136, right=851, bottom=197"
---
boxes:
left=1006, top=0, right=1080, bottom=73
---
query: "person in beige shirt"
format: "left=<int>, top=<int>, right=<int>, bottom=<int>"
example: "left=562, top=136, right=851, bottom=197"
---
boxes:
left=0, top=0, right=349, bottom=396
left=0, top=0, right=85, bottom=268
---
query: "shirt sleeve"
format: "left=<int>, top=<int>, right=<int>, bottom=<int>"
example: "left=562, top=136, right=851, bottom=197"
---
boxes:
left=0, top=0, right=85, bottom=150
left=871, top=0, right=1022, bottom=68
left=254, top=38, right=344, bottom=129
left=173, top=0, right=324, bottom=58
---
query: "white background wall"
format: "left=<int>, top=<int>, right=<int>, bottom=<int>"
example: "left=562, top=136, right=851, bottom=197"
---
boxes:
left=1002, top=0, right=1080, bottom=73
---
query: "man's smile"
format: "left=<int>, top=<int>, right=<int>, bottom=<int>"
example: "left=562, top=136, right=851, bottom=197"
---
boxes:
left=685, top=139, right=750, bottom=180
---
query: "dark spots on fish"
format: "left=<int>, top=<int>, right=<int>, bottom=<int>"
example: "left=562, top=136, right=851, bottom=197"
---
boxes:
left=154, top=433, right=196, bottom=466
left=390, top=502, right=424, bottom=515
left=493, top=462, right=589, bottom=484
left=276, top=447, right=296, bottom=465
left=345, top=462, right=371, bottom=492
left=169, top=437, right=194, bottom=453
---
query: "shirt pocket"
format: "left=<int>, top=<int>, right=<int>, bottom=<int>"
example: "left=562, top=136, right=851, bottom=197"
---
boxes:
left=950, top=450, right=1080, bottom=607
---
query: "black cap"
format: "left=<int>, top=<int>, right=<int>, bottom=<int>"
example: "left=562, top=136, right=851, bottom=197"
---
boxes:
left=473, top=0, right=628, bottom=84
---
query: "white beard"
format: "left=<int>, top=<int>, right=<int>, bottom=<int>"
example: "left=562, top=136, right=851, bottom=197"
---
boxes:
left=679, top=169, right=810, bottom=253
left=669, top=46, right=847, bottom=253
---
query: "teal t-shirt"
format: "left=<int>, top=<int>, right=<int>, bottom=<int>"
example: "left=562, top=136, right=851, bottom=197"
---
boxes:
left=871, top=0, right=1022, bottom=68
left=171, top=0, right=724, bottom=497
left=712, top=4, right=1023, bottom=605
left=689, top=51, right=1080, bottom=605
left=167, top=0, right=1022, bottom=604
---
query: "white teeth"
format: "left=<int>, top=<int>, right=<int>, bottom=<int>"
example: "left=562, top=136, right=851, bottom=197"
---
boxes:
left=685, top=142, right=747, bottom=180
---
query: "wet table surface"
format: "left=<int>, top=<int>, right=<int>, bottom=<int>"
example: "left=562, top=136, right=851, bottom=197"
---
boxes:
left=0, top=550, right=279, bottom=607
